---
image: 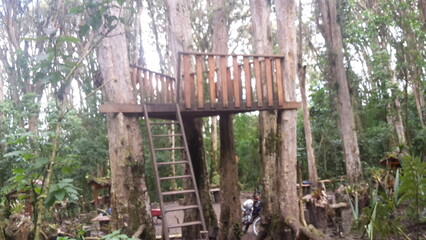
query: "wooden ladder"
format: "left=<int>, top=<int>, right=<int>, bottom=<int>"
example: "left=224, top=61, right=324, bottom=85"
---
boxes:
left=143, top=103, right=208, bottom=240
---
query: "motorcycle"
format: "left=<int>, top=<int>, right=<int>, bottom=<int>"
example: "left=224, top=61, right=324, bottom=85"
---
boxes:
left=241, top=198, right=262, bottom=235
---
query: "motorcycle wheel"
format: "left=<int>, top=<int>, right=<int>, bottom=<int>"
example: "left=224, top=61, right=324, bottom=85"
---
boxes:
left=252, top=217, right=261, bottom=236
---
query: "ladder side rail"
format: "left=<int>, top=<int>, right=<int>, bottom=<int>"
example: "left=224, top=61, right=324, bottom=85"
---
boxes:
left=142, top=104, right=170, bottom=240
left=175, top=103, right=207, bottom=232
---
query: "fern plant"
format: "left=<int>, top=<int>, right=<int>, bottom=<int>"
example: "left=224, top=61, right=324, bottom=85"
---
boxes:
left=398, top=156, right=426, bottom=229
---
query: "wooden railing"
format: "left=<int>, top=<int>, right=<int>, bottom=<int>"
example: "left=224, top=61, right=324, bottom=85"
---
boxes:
left=130, top=65, right=176, bottom=104
left=177, top=52, right=286, bottom=110
left=128, top=52, right=294, bottom=113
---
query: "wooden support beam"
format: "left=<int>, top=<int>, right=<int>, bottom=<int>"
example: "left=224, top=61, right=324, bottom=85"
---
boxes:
left=183, top=54, right=191, bottom=109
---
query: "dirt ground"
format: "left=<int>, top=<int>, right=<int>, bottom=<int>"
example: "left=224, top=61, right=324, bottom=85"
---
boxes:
left=154, top=192, right=256, bottom=239
left=153, top=191, right=360, bottom=240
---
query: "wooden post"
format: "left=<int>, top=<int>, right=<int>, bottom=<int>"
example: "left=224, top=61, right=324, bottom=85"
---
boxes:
left=183, top=54, right=191, bottom=109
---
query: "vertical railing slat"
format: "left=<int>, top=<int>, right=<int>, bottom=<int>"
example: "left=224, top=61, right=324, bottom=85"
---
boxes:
left=148, top=71, right=153, bottom=102
left=243, top=57, right=252, bottom=108
left=155, top=74, right=160, bottom=103
left=265, top=58, right=273, bottom=107
left=183, top=54, right=191, bottom=109
left=169, top=78, right=175, bottom=104
left=220, top=56, right=228, bottom=108
left=141, top=70, right=146, bottom=104
left=161, top=76, right=167, bottom=103
left=135, top=69, right=141, bottom=104
left=275, top=58, right=284, bottom=107
left=196, top=55, right=204, bottom=108
left=227, top=67, right=232, bottom=106
left=233, top=56, right=240, bottom=108
left=254, top=57, right=263, bottom=107
left=131, top=67, right=137, bottom=93
left=208, top=56, right=216, bottom=108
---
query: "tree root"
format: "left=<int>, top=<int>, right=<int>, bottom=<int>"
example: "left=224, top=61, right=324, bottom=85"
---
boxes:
left=284, top=218, right=332, bottom=240
left=132, top=224, right=146, bottom=239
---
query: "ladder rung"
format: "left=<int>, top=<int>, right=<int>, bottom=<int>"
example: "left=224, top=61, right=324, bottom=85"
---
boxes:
left=159, top=175, right=192, bottom=181
left=168, top=221, right=203, bottom=229
left=152, top=134, right=183, bottom=137
left=162, top=189, right=195, bottom=196
left=165, top=205, right=199, bottom=212
left=154, top=147, right=185, bottom=151
left=157, top=161, right=188, bottom=166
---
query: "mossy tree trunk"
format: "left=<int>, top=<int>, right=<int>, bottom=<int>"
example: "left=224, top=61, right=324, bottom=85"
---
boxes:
left=249, top=0, right=279, bottom=238
left=275, top=0, right=300, bottom=237
left=183, top=118, right=218, bottom=238
left=316, top=0, right=363, bottom=183
left=97, top=1, right=155, bottom=237
left=165, top=0, right=218, bottom=238
left=218, top=114, right=241, bottom=240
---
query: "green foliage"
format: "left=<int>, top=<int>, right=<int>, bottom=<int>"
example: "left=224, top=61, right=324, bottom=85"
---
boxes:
left=45, top=178, right=80, bottom=208
left=398, top=156, right=426, bottom=221
left=101, top=230, right=139, bottom=240
left=10, top=200, right=25, bottom=215
left=234, top=114, right=260, bottom=190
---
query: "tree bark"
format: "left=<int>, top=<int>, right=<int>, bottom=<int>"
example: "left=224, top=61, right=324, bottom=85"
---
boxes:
left=316, top=0, right=363, bottom=183
left=249, top=0, right=278, bottom=237
left=209, top=116, right=219, bottom=184
left=299, top=66, right=318, bottom=186
left=34, top=114, right=63, bottom=240
left=97, top=2, right=154, bottom=237
left=165, top=0, right=218, bottom=238
left=218, top=114, right=241, bottom=240
left=275, top=0, right=300, bottom=236
left=210, top=1, right=241, bottom=239
left=183, top=118, right=218, bottom=237
left=297, top=0, right=318, bottom=187
left=420, top=0, right=426, bottom=24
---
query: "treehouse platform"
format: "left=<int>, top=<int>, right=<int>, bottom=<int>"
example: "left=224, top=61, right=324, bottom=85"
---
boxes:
left=99, top=52, right=301, bottom=119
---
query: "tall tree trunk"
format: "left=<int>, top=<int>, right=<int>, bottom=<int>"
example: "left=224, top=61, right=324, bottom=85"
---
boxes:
left=34, top=112, right=63, bottom=240
left=210, top=116, right=219, bottom=184
left=210, top=0, right=241, bottom=238
left=297, top=0, right=318, bottom=187
left=249, top=0, right=278, bottom=236
left=165, top=0, right=217, bottom=237
left=316, top=0, right=363, bottom=183
left=299, top=66, right=318, bottom=186
left=97, top=2, right=155, bottom=237
left=0, top=76, right=4, bottom=123
left=420, top=0, right=426, bottom=23
left=275, top=0, right=300, bottom=236
left=183, top=118, right=218, bottom=237
left=218, top=114, right=241, bottom=240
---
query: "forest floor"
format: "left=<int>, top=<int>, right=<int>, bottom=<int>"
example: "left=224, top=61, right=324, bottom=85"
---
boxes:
left=153, top=192, right=257, bottom=239
left=153, top=191, right=358, bottom=240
